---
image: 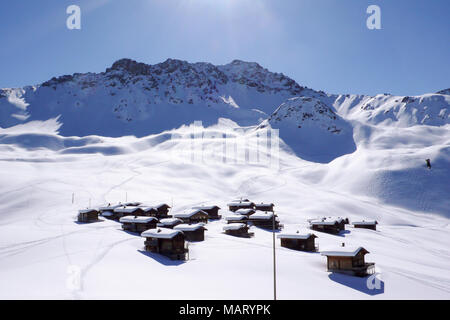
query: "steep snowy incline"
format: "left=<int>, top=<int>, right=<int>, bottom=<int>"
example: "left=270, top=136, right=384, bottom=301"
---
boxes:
left=257, top=97, right=356, bottom=163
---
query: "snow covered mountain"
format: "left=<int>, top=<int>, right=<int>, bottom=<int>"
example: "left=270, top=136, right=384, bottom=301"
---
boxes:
left=1, top=58, right=448, bottom=139
left=0, top=58, right=449, bottom=299
left=0, top=59, right=318, bottom=137
left=258, top=96, right=356, bottom=162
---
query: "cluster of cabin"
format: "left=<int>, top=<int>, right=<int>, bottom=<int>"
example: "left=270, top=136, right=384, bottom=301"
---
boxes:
left=224, top=199, right=281, bottom=234
left=274, top=216, right=378, bottom=277
left=77, top=199, right=377, bottom=277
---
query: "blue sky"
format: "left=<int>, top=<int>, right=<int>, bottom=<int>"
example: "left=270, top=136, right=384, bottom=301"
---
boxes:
left=0, top=0, right=448, bottom=96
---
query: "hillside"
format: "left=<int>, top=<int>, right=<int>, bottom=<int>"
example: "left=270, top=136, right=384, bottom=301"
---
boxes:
left=0, top=59, right=449, bottom=299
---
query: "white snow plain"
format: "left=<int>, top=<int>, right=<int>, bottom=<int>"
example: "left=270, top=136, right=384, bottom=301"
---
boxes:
left=0, top=116, right=449, bottom=300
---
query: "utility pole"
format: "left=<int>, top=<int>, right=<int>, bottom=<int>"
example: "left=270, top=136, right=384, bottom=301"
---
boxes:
left=272, top=210, right=277, bottom=300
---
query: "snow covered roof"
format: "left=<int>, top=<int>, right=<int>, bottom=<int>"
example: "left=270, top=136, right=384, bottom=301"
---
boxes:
left=114, top=206, right=143, bottom=213
left=98, top=204, right=122, bottom=211
left=153, top=203, right=170, bottom=209
left=231, top=198, right=250, bottom=202
left=223, top=223, right=247, bottom=231
left=277, top=232, right=316, bottom=240
left=101, top=211, right=114, bottom=217
left=227, top=201, right=254, bottom=207
left=310, top=219, right=339, bottom=226
left=255, top=203, right=274, bottom=207
left=174, top=223, right=206, bottom=232
left=78, top=208, right=98, bottom=214
left=140, top=206, right=158, bottom=213
left=192, top=205, right=220, bottom=210
left=141, top=228, right=183, bottom=239
left=158, top=218, right=183, bottom=225
left=352, top=220, right=378, bottom=225
left=250, top=212, right=275, bottom=220
left=235, top=209, right=255, bottom=215
left=119, top=216, right=157, bottom=224
left=123, top=202, right=142, bottom=207
left=321, top=247, right=369, bottom=257
left=174, top=209, right=208, bottom=218
left=225, top=215, right=247, bottom=221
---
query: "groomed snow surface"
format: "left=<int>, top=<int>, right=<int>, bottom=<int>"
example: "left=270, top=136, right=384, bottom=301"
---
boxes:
left=0, top=119, right=449, bottom=300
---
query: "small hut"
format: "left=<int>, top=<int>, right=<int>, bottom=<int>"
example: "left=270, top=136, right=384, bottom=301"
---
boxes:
left=310, top=219, right=343, bottom=234
left=98, top=203, right=122, bottom=214
left=227, top=201, right=255, bottom=212
left=157, top=218, right=183, bottom=229
left=174, top=209, right=209, bottom=224
left=352, top=220, right=378, bottom=231
left=255, top=203, right=275, bottom=212
left=153, top=204, right=172, bottom=218
left=225, top=214, right=248, bottom=224
left=119, top=216, right=158, bottom=234
left=174, top=223, right=207, bottom=241
left=223, top=223, right=253, bottom=237
left=141, top=228, right=188, bottom=260
left=101, top=210, right=116, bottom=219
left=235, top=208, right=255, bottom=217
left=192, top=206, right=221, bottom=219
left=99, top=204, right=123, bottom=219
left=139, top=206, right=159, bottom=217
left=278, top=231, right=318, bottom=252
left=77, top=209, right=99, bottom=223
left=113, top=206, right=145, bottom=219
left=248, top=212, right=281, bottom=230
left=321, top=246, right=375, bottom=277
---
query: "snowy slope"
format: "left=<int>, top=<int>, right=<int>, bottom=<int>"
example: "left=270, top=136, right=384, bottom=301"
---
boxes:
left=0, top=119, right=449, bottom=299
left=257, top=96, right=356, bottom=163
left=0, top=59, right=449, bottom=299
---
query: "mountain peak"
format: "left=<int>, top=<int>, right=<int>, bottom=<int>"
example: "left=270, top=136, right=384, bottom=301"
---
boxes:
left=108, top=58, right=151, bottom=75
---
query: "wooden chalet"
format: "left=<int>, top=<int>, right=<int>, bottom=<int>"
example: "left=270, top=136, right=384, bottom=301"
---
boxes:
left=77, top=209, right=99, bottom=223
left=254, top=203, right=275, bottom=212
left=223, top=223, right=253, bottom=237
left=119, top=216, right=158, bottom=234
left=191, top=205, right=221, bottom=219
left=98, top=203, right=122, bottom=213
left=141, top=228, right=188, bottom=260
left=153, top=203, right=172, bottom=218
left=321, top=246, right=375, bottom=277
left=113, top=206, right=145, bottom=219
left=139, top=206, right=159, bottom=217
left=310, top=219, right=343, bottom=234
left=227, top=201, right=255, bottom=212
left=352, top=220, right=378, bottom=231
left=99, top=204, right=122, bottom=219
left=225, top=214, right=248, bottom=224
left=235, top=208, right=255, bottom=217
left=157, top=218, right=183, bottom=229
left=278, top=231, right=318, bottom=252
left=174, top=223, right=207, bottom=241
left=248, top=212, right=281, bottom=230
left=174, top=209, right=209, bottom=224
